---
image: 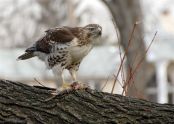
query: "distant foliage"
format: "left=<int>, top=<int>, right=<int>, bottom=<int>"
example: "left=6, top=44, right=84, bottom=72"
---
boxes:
left=0, top=0, right=116, bottom=48
left=0, top=0, right=68, bottom=48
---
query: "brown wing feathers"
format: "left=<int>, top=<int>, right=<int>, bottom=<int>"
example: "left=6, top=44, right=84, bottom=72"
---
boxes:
left=17, top=26, right=81, bottom=60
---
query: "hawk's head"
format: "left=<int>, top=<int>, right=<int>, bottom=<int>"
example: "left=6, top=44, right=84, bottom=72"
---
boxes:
left=83, top=24, right=102, bottom=40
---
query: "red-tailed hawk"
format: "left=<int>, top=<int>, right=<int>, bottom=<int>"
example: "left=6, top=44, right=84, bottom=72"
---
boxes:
left=17, top=24, right=102, bottom=93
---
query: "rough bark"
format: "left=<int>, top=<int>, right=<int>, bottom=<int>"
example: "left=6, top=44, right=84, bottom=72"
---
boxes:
left=0, top=79, right=174, bottom=124
left=102, top=0, right=153, bottom=98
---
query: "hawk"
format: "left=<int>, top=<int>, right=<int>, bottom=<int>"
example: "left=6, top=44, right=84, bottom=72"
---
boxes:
left=17, top=24, right=102, bottom=92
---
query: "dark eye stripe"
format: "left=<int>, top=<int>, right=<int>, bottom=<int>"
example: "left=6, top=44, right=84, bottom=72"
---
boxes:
left=88, top=27, right=95, bottom=30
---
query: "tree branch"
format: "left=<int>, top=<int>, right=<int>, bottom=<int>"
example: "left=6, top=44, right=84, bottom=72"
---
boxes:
left=0, top=79, right=174, bottom=123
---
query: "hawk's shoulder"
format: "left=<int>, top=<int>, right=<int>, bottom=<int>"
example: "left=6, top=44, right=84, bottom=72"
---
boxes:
left=34, top=26, right=82, bottom=54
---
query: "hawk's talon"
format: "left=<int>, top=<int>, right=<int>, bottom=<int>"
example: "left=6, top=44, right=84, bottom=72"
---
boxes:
left=62, top=82, right=71, bottom=89
left=52, top=82, right=88, bottom=95
left=46, top=88, right=73, bottom=101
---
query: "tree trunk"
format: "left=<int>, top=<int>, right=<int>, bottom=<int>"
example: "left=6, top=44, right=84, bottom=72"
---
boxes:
left=102, top=0, right=153, bottom=98
left=0, top=79, right=174, bottom=124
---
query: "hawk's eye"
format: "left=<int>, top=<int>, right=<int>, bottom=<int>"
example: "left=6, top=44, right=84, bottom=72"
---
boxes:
left=88, top=27, right=95, bottom=31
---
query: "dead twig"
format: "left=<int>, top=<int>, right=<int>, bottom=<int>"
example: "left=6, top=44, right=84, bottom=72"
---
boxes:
left=34, top=78, right=46, bottom=87
left=126, top=31, right=157, bottom=87
left=111, top=21, right=138, bottom=94
left=122, top=31, right=157, bottom=95
left=101, top=75, right=110, bottom=91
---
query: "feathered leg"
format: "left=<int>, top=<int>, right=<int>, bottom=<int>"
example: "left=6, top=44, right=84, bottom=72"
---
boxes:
left=50, top=66, right=88, bottom=96
left=61, top=70, right=71, bottom=89
left=69, top=70, right=77, bottom=82
left=51, top=66, right=71, bottom=95
left=69, top=69, right=88, bottom=90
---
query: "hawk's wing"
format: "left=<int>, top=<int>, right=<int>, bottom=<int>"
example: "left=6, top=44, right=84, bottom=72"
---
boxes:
left=31, top=27, right=78, bottom=54
left=18, top=27, right=81, bottom=60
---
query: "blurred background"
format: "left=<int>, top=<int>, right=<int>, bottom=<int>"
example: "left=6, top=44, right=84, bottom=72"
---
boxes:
left=0, top=0, right=174, bottom=104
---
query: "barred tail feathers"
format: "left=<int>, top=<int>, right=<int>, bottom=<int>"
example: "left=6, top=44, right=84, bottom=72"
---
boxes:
left=17, top=52, right=35, bottom=61
left=17, top=46, right=37, bottom=61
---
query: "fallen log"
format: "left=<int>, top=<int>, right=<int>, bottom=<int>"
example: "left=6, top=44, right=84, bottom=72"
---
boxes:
left=0, top=79, right=174, bottom=124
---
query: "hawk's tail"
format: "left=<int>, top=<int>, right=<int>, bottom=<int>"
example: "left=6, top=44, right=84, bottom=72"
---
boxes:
left=17, top=46, right=37, bottom=60
left=17, top=52, right=35, bottom=61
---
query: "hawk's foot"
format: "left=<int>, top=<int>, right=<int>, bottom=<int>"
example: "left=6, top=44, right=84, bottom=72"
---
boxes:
left=50, top=82, right=71, bottom=96
left=51, top=82, right=89, bottom=96
left=62, top=82, right=71, bottom=89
